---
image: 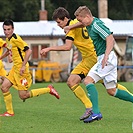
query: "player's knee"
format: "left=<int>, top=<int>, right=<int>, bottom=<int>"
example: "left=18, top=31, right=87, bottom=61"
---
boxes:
left=107, top=88, right=116, bottom=96
left=67, top=79, right=72, bottom=88
left=67, top=78, right=78, bottom=89
left=1, top=85, right=9, bottom=93
left=19, top=92, right=30, bottom=100
left=84, top=76, right=94, bottom=85
left=19, top=95, right=27, bottom=100
left=67, top=76, right=75, bottom=87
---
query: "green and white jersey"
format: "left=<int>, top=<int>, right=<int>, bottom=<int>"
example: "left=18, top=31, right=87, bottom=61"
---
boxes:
left=86, top=17, right=112, bottom=56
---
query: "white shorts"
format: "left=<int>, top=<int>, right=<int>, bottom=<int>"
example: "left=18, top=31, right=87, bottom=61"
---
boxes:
left=87, top=51, right=117, bottom=89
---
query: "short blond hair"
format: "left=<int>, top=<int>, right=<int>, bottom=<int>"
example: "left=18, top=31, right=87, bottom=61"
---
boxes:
left=74, top=6, right=92, bottom=17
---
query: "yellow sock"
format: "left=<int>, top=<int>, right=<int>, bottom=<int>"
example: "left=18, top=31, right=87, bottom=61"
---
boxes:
left=71, top=84, right=92, bottom=108
left=30, top=87, right=50, bottom=98
left=3, top=91, right=14, bottom=114
left=117, top=83, right=133, bottom=96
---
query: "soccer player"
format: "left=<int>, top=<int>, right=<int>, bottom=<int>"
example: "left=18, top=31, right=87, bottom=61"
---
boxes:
left=68, top=6, right=133, bottom=123
left=0, top=38, right=6, bottom=80
left=0, top=19, right=60, bottom=117
left=0, top=38, right=13, bottom=84
left=0, top=38, right=7, bottom=83
left=40, top=7, right=133, bottom=121
left=40, top=7, right=98, bottom=120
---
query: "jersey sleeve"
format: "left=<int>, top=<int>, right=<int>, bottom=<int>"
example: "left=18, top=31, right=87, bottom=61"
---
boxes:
left=13, top=35, right=29, bottom=51
left=66, top=19, right=79, bottom=40
left=93, top=22, right=112, bottom=40
left=66, top=30, right=75, bottom=41
left=0, top=38, right=6, bottom=47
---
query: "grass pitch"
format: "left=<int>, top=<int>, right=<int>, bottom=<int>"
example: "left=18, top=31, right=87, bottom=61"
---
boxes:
left=0, top=82, right=133, bottom=133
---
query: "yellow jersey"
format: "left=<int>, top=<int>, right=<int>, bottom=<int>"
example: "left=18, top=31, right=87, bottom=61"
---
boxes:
left=66, top=19, right=96, bottom=58
left=0, top=38, right=6, bottom=66
left=6, top=33, right=29, bottom=69
left=0, top=38, right=6, bottom=56
left=0, top=38, right=7, bottom=76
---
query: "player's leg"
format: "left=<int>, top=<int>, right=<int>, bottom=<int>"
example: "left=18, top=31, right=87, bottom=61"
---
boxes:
left=18, top=84, right=60, bottom=100
left=67, top=74, right=93, bottom=120
left=0, top=66, right=7, bottom=84
left=69, top=60, right=95, bottom=120
left=67, top=74, right=92, bottom=108
left=117, top=83, right=133, bottom=96
left=0, top=78, right=14, bottom=116
left=104, top=64, right=133, bottom=102
left=105, top=81, right=133, bottom=102
left=84, top=76, right=100, bottom=114
left=87, top=82, right=100, bottom=114
left=114, top=89, right=133, bottom=102
left=99, top=80, right=133, bottom=96
left=83, top=64, right=105, bottom=123
left=17, top=72, right=60, bottom=100
left=83, top=74, right=102, bottom=123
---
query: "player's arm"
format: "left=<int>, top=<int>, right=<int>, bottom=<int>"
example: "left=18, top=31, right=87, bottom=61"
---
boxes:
left=7, top=54, right=13, bottom=63
left=1, top=42, right=13, bottom=63
left=102, top=34, right=115, bottom=68
left=20, top=47, right=32, bottom=75
left=40, top=39, right=73, bottom=56
left=0, top=49, right=10, bottom=60
left=22, top=47, right=32, bottom=67
left=64, top=22, right=83, bottom=34
left=105, top=34, right=115, bottom=55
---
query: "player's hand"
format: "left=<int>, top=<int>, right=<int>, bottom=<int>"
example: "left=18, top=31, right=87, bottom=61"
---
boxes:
left=20, top=66, right=25, bottom=76
left=40, top=48, right=49, bottom=56
left=102, top=55, right=108, bottom=69
left=8, top=54, right=13, bottom=63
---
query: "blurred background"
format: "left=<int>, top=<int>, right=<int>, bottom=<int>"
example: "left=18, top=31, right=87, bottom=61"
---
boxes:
left=0, top=0, right=133, bottom=21
left=0, top=0, right=133, bottom=83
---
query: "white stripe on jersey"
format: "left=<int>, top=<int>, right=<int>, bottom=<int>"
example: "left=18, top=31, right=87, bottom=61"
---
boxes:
left=93, top=22, right=108, bottom=37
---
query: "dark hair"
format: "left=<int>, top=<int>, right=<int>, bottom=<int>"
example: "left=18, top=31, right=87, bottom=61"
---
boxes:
left=3, top=19, right=14, bottom=28
left=52, top=7, right=70, bottom=20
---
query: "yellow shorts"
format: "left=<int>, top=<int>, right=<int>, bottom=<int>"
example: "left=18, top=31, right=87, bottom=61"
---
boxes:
left=6, top=66, right=32, bottom=90
left=0, top=67, right=7, bottom=77
left=71, top=54, right=97, bottom=77
left=0, top=63, right=7, bottom=77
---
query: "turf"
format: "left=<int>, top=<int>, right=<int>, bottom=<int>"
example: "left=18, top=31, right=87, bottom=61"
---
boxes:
left=0, top=82, right=133, bottom=133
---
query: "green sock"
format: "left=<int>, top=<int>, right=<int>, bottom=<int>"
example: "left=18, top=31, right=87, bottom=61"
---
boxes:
left=114, top=89, right=133, bottom=102
left=86, top=84, right=100, bottom=114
